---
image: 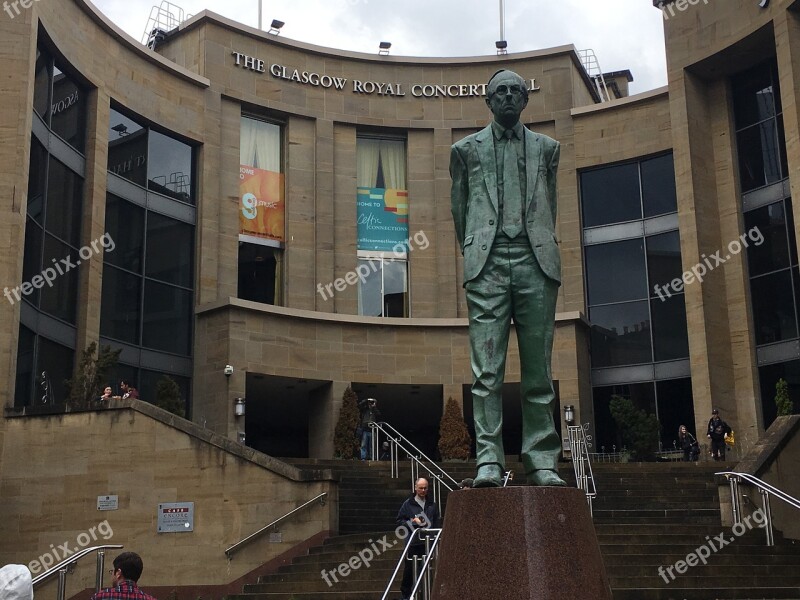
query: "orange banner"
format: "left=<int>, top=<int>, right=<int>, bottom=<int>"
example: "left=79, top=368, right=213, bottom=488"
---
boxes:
left=239, top=165, right=285, bottom=243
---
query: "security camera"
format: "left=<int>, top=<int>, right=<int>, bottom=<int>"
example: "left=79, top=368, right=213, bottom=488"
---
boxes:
left=224, top=365, right=234, bottom=376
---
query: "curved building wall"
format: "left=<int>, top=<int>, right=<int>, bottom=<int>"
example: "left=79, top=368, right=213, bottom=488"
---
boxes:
left=3, top=0, right=793, bottom=464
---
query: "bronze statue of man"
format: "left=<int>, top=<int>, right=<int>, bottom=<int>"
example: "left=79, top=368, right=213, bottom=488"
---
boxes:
left=450, top=69, right=565, bottom=488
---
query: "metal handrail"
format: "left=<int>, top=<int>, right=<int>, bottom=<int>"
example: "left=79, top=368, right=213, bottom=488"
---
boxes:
left=380, top=528, right=442, bottom=600
left=32, top=544, right=123, bottom=600
left=370, top=422, right=459, bottom=504
left=224, top=492, right=327, bottom=558
left=718, top=471, right=800, bottom=546
left=567, top=424, right=597, bottom=515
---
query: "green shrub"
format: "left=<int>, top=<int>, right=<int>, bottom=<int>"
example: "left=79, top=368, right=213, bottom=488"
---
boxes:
left=775, top=378, right=793, bottom=417
left=609, top=395, right=660, bottom=461
left=155, top=375, right=184, bottom=417
left=437, top=397, right=472, bottom=460
left=64, top=342, right=121, bottom=409
left=333, top=386, right=360, bottom=459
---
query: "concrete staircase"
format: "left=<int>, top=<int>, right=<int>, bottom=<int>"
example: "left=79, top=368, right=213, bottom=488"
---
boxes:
left=226, top=459, right=800, bottom=600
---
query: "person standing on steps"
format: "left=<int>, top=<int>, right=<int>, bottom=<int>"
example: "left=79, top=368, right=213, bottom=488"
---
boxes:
left=357, top=397, right=380, bottom=460
left=678, top=424, right=699, bottom=461
left=707, top=409, right=731, bottom=461
left=395, top=478, right=441, bottom=600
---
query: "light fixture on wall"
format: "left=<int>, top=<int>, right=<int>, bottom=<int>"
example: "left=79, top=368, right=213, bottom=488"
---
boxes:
left=237, top=431, right=246, bottom=444
left=564, top=404, right=575, bottom=426
left=234, top=398, right=246, bottom=417
left=379, top=41, right=391, bottom=56
left=269, top=19, right=285, bottom=35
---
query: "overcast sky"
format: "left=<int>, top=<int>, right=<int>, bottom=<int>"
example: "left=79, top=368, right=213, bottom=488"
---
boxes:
left=92, top=0, right=668, bottom=95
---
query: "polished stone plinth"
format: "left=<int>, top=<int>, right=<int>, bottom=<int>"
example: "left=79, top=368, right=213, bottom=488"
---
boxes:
left=431, top=486, right=611, bottom=600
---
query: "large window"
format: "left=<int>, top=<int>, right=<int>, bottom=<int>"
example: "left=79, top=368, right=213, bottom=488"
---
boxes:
left=356, top=136, right=409, bottom=317
left=14, top=325, right=74, bottom=407
left=581, top=154, right=677, bottom=228
left=108, top=108, right=195, bottom=204
left=22, top=139, right=84, bottom=324
left=16, top=44, right=87, bottom=406
left=581, top=153, right=691, bottom=445
left=582, top=155, right=688, bottom=369
left=732, top=60, right=787, bottom=193
left=101, top=194, right=194, bottom=355
left=34, top=48, right=86, bottom=152
left=238, top=116, right=284, bottom=305
left=101, top=105, right=196, bottom=413
left=732, top=59, right=797, bottom=424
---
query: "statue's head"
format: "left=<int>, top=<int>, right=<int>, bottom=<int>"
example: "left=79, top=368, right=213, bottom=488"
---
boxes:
left=485, top=69, right=528, bottom=128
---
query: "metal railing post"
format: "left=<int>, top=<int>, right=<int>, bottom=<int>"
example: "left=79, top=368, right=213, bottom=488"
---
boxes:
left=424, top=531, right=433, bottom=599
left=56, top=568, right=67, bottom=600
left=95, top=550, right=106, bottom=592
left=730, top=477, right=741, bottom=525
left=760, top=488, right=774, bottom=546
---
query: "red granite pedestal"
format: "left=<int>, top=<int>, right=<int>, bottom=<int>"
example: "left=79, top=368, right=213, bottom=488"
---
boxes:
left=430, top=486, right=611, bottom=600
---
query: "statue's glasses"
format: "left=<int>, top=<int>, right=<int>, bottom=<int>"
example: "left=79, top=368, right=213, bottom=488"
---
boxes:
left=489, top=84, right=526, bottom=98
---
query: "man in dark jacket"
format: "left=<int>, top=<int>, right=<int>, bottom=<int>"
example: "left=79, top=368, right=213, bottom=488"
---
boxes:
left=707, top=409, right=732, bottom=461
left=357, top=397, right=380, bottom=460
left=395, top=478, right=441, bottom=600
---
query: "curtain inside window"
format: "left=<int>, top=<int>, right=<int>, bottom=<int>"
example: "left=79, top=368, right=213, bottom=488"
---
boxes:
left=357, top=139, right=381, bottom=187
left=241, top=117, right=281, bottom=172
left=380, top=140, right=406, bottom=189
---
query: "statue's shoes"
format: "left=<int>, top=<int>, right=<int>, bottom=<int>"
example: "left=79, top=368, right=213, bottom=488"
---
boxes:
left=527, top=469, right=567, bottom=487
left=473, top=464, right=503, bottom=488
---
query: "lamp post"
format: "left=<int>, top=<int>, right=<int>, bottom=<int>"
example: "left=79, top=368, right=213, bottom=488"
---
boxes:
left=564, top=404, right=575, bottom=427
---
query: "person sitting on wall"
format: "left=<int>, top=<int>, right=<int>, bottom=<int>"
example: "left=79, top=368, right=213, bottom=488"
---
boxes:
left=92, top=552, right=157, bottom=600
left=99, top=385, right=114, bottom=404
left=357, top=397, right=380, bottom=460
left=707, top=409, right=731, bottom=461
left=120, top=380, right=139, bottom=400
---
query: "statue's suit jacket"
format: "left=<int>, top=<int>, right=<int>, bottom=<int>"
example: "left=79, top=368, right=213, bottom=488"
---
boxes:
left=450, top=123, right=561, bottom=285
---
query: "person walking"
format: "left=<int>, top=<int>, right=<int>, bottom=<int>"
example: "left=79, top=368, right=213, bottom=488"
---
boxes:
left=395, top=478, right=441, bottom=600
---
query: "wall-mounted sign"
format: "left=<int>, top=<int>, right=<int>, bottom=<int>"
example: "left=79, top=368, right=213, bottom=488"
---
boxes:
left=357, top=187, right=409, bottom=251
left=97, top=495, right=118, bottom=511
left=239, top=166, right=285, bottom=243
left=231, top=52, right=542, bottom=99
left=157, top=502, right=194, bottom=533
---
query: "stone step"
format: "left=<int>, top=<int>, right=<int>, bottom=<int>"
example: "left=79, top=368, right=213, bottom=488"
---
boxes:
left=612, top=587, right=800, bottom=600
left=609, top=575, right=800, bottom=588
left=602, top=552, right=800, bottom=567
left=260, top=458, right=799, bottom=599
left=229, top=593, right=396, bottom=600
